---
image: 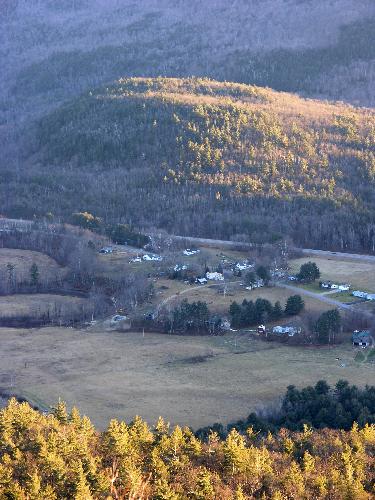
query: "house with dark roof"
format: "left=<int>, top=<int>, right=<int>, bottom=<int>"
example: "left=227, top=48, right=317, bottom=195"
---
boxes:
left=352, top=330, right=372, bottom=347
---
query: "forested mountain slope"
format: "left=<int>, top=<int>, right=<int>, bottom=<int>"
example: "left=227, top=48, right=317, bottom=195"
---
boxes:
left=1, top=1, right=375, bottom=251
left=14, top=77, right=375, bottom=251
left=2, top=0, right=375, bottom=112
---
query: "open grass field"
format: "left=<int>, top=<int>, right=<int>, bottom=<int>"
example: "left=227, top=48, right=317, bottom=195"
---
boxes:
left=0, top=248, right=66, bottom=284
left=0, top=327, right=373, bottom=429
left=290, top=256, right=375, bottom=292
left=0, top=295, right=89, bottom=318
left=152, top=280, right=332, bottom=318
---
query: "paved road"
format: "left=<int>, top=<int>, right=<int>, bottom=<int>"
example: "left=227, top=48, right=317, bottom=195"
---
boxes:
left=298, top=248, right=375, bottom=263
left=167, top=234, right=375, bottom=263
left=277, top=283, right=354, bottom=311
left=2, top=218, right=375, bottom=263
left=276, top=282, right=375, bottom=319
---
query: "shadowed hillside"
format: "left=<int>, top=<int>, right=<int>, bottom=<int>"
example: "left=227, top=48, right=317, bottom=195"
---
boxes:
left=2, top=1, right=375, bottom=106
left=1, top=2, right=375, bottom=251
left=5, top=77, right=375, bottom=251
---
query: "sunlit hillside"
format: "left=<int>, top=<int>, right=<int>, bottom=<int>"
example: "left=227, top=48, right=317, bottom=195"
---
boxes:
left=5, top=77, right=373, bottom=251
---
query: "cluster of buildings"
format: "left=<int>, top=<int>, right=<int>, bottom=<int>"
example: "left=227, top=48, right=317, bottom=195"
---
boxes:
left=129, top=254, right=163, bottom=263
left=320, top=281, right=350, bottom=291
left=245, top=279, right=264, bottom=291
left=352, top=290, right=375, bottom=301
left=235, top=261, right=253, bottom=271
left=257, top=324, right=302, bottom=338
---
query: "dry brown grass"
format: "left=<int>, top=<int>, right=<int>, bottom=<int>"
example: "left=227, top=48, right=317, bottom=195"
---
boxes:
left=1, top=327, right=373, bottom=429
left=154, top=280, right=331, bottom=317
left=0, top=248, right=66, bottom=284
left=290, top=256, right=375, bottom=292
left=0, top=294, right=88, bottom=318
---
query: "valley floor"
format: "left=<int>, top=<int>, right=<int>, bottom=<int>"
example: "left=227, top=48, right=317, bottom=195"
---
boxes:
left=0, top=326, right=373, bottom=429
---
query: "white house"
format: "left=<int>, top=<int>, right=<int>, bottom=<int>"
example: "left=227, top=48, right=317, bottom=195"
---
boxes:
left=196, top=277, right=208, bottom=285
left=272, top=325, right=301, bottom=337
left=174, top=264, right=187, bottom=272
left=236, top=262, right=253, bottom=271
left=320, top=282, right=331, bottom=289
left=352, top=290, right=368, bottom=299
left=206, top=272, right=224, bottom=281
left=143, top=254, right=163, bottom=261
left=183, top=249, right=200, bottom=256
left=130, top=256, right=142, bottom=263
left=338, top=284, right=351, bottom=291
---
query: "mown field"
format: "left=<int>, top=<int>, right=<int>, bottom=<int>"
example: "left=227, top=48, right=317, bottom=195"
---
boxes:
left=0, top=327, right=373, bottom=429
left=290, top=256, right=375, bottom=292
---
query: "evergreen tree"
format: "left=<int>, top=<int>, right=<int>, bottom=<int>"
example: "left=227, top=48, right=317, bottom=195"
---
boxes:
left=297, top=261, right=320, bottom=283
left=315, top=309, right=341, bottom=344
left=256, top=266, right=271, bottom=285
left=30, top=263, right=40, bottom=287
left=271, top=301, right=283, bottom=320
left=285, top=295, right=304, bottom=315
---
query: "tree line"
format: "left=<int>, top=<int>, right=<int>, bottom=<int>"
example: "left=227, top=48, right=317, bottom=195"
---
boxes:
left=0, top=396, right=373, bottom=499
left=197, top=379, right=375, bottom=438
left=229, top=295, right=305, bottom=329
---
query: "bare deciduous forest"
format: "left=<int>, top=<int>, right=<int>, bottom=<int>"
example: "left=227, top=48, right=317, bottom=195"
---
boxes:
left=1, top=1, right=375, bottom=251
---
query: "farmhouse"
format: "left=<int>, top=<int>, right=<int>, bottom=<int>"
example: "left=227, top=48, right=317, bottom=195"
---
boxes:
left=352, top=330, right=372, bottom=347
left=206, top=272, right=224, bottom=281
left=130, top=256, right=142, bottom=263
left=208, top=316, right=231, bottom=333
left=272, top=325, right=302, bottom=337
left=320, top=281, right=331, bottom=289
left=235, top=261, right=253, bottom=271
left=174, top=264, right=187, bottom=272
left=143, top=254, right=163, bottom=261
left=196, top=277, right=208, bottom=285
left=320, top=281, right=350, bottom=291
left=338, top=284, right=351, bottom=291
